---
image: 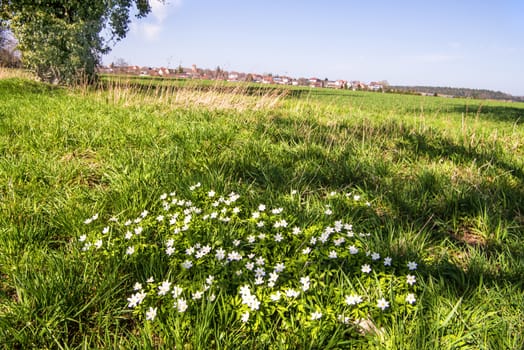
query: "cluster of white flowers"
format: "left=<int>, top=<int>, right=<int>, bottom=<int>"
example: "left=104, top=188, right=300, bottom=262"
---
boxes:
left=80, top=185, right=421, bottom=327
left=227, top=251, right=242, bottom=261
left=239, top=285, right=260, bottom=311
left=285, top=288, right=300, bottom=298
left=127, top=290, right=147, bottom=308
left=345, top=294, right=363, bottom=306
left=300, top=276, right=311, bottom=292
left=83, top=213, right=98, bottom=225
left=310, top=310, right=323, bottom=320
left=133, top=275, right=217, bottom=319
left=273, top=219, right=288, bottom=228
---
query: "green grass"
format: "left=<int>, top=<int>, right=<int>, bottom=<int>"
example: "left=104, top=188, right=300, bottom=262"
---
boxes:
left=0, top=75, right=523, bottom=349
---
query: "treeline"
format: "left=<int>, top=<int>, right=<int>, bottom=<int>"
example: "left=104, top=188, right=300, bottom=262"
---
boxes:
left=390, top=85, right=523, bottom=102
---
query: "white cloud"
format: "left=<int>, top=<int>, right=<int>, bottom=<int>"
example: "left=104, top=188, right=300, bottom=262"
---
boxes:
left=143, top=23, right=162, bottom=41
left=133, top=0, right=182, bottom=41
left=150, top=0, right=169, bottom=23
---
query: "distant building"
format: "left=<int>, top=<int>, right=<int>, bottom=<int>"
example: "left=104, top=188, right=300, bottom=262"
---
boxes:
left=368, top=82, right=383, bottom=91
left=350, top=81, right=367, bottom=90
left=326, top=80, right=347, bottom=89
left=262, top=76, right=273, bottom=84
left=309, top=78, right=323, bottom=88
left=228, top=72, right=239, bottom=82
left=158, top=67, right=170, bottom=76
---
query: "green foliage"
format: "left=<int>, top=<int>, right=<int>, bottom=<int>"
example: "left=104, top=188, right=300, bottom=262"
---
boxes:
left=1, top=0, right=155, bottom=84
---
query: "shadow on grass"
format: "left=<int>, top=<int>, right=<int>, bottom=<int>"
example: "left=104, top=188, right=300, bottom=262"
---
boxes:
left=0, top=78, right=61, bottom=96
left=208, top=115, right=524, bottom=292
left=397, top=130, right=524, bottom=181
left=451, top=103, right=524, bottom=124
left=425, top=240, right=524, bottom=294
left=218, top=115, right=523, bottom=221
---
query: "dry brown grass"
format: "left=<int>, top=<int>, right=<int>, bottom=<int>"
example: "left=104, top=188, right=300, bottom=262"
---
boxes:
left=0, top=67, right=35, bottom=80
left=0, top=69, right=287, bottom=112
left=89, top=78, right=288, bottom=112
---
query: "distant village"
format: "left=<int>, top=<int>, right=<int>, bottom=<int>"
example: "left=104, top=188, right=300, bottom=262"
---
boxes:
left=98, top=63, right=387, bottom=91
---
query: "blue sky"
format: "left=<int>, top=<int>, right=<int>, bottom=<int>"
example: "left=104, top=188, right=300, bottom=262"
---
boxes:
left=104, top=0, right=524, bottom=96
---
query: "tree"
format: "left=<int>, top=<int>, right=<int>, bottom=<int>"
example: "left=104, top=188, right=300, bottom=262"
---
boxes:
left=0, top=25, right=21, bottom=67
left=297, top=77, right=309, bottom=86
left=0, top=23, right=5, bottom=48
left=378, top=80, right=390, bottom=91
left=0, top=1, right=158, bottom=84
left=113, top=57, right=129, bottom=67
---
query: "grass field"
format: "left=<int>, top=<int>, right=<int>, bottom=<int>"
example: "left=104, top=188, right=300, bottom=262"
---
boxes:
left=1, top=73, right=523, bottom=349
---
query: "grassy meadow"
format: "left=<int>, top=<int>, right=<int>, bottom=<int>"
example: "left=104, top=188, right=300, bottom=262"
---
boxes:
left=1, top=72, right=523, bottom=349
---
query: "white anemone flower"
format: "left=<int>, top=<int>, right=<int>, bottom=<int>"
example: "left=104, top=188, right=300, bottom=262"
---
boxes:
left=145, top=307, right=157, bottom=321
left=181, top=260, right=193, bottom=269
left=176, top=298, right=188, bottom=312
left=158, top=281, right=171, bottom=296
left=406, top=293, right=416, bottom=304
left=310, top=311, right=322, bottom=320
left=406, top=274, right=417, bottom=286
left=361, top=264, right=372, bottom=274
left=407, top=261, right=418, bottom=270
left=377, top=298, right=389, bottom=310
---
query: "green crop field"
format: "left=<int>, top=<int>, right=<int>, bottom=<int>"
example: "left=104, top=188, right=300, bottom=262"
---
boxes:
left=1, top=72, right=523, bottom=349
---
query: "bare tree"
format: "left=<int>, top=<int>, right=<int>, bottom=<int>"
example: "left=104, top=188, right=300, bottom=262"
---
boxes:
left=0, top=26, right=21, bottom=67
left=112, top=57, right=128, bottom=67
